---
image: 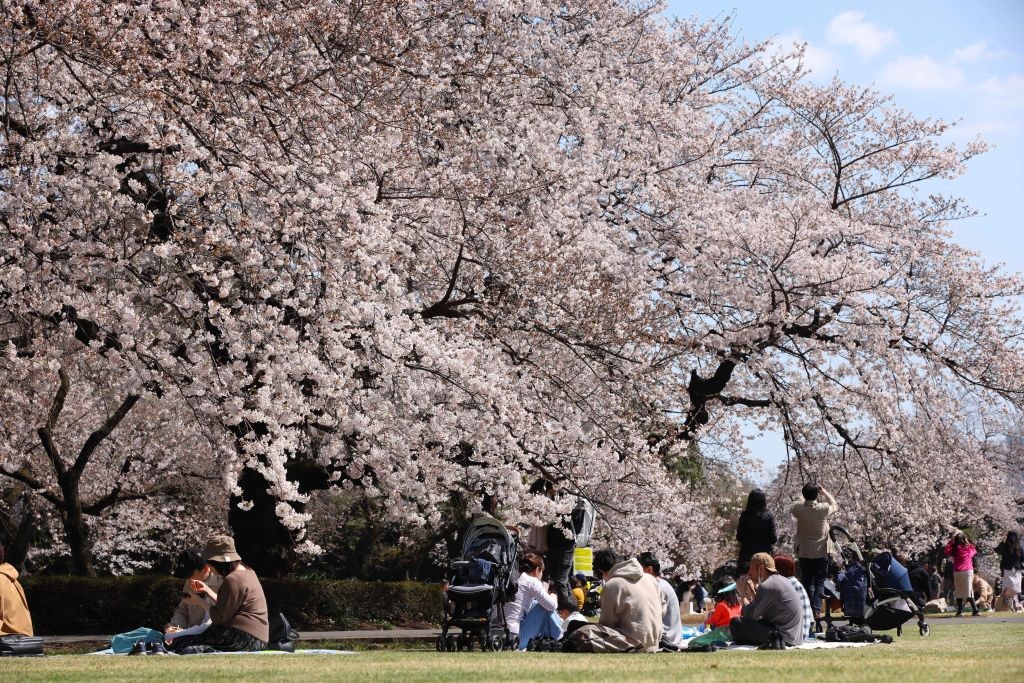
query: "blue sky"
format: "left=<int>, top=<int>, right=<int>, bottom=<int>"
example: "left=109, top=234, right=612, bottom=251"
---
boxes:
left=663, top=1, right=1024, bottom=475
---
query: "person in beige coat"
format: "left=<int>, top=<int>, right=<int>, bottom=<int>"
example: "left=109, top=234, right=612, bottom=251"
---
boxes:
left=564, top=548, right=665, bottom=652
left=0, top=543, right=33, bottom=637
left=791, top=483, right=838, bottom=630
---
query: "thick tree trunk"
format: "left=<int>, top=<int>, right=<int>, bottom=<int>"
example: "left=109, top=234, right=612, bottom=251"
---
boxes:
left=228, top=457, right=338, bottom=577
left=59, top=474, right=95, bottom=576
left=2, top=495, right=37, bottom=572
left=229, top=467, right=297, bottom=578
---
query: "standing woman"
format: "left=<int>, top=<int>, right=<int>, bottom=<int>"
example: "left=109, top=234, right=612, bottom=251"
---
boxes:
left=171, top=535, right=269, bottom=653
left=994, top=531, right=1023, bottom=612
left=736, top=489, right=777, bottom=565
left=944, top=531, right=979, bottom=617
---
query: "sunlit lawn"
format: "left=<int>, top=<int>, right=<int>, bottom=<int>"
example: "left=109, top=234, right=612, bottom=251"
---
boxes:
left=2, top=621, right=1022, bottom=682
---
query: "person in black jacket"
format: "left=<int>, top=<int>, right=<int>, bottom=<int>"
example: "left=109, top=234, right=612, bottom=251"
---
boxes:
left=736, top=489, right=777, bottom=565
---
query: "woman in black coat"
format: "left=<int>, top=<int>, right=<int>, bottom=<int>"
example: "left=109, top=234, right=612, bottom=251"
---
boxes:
left=736, top=489, right=777, bottom=564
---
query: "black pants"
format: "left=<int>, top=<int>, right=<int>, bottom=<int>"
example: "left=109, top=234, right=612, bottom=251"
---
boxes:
left=799, top=556, right=829, bottom=619
left=170, top=624, right=266, bottom=653
left=729, top=616, right=775, bottom=646
left=545, top=526, right=575, bottom=599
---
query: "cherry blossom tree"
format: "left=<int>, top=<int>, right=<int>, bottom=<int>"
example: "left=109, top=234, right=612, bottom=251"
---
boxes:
left=0, top=344, right=226, bottom=574
left=1, top=0, right=1021, bottom=574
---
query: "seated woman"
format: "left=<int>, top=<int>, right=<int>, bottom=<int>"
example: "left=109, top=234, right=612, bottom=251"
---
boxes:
left=705, top=576, right=741, bottom=630
left=170, top=535, right=269, bottom=653
left=164, top=548, right=223, bottom=634
left=504, top=552, right=561, bottom=650
left=0, top=542, right=33, bottom=637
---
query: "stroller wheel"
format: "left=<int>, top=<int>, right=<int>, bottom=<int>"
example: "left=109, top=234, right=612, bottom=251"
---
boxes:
left=510, top=635, right=520, bottom=650
left=445, top=635, right=457, bottom=652
left=491, top=635, right=504, bottom=652
left=436, top=635, right=445, bottom=652
left=919, top=623, right=930, bottom=637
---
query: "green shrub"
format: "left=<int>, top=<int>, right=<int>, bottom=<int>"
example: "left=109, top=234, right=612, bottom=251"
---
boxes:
left=21, top=576, right=442, bottom=635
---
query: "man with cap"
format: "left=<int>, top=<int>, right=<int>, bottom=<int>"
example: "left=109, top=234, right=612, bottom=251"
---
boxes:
left=638, top=552, right=683, bottom=644
left=730, top=552, right=806, bottom=647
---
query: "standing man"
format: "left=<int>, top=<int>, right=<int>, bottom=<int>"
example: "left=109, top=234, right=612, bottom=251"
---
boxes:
left=730, top=553, right=805, bottom=647
left=791, top=483, right=837, bottom=632
left=637, top=552, right=682, bottom=644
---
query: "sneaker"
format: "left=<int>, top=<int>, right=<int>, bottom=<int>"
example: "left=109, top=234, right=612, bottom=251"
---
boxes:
left=971, top=610, right=980, bottom=617
left=128, top=640, right=147, bottom=656
left=146, top=641, right=169, bottom=655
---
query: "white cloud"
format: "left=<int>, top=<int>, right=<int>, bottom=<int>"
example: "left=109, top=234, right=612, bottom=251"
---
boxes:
left=825, top=11, right=896, bottom=58
left=770, top=31, right=838, bottom=79
left=878, top=55, right=965, bottom=90
left=950, top=41, right=1006, bottom=63
left=976, top=73, right=1024, bottom=110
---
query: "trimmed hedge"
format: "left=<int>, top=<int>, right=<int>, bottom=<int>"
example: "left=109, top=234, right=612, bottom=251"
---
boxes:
left=21, top=576, right=442, bottom=635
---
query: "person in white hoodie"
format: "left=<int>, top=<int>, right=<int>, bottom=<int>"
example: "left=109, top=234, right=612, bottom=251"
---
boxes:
left=566, top=548, right=664, bottom=652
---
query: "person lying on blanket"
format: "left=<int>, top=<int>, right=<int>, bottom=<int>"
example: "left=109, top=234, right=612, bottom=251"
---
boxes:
left=730, top=553, right=806, bottom=648
left=169, top=535, right=269, bottom=654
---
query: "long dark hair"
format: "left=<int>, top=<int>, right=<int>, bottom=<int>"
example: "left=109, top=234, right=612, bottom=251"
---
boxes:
left=712, top=575, right=740, bottom=607
left=1007, top=531, right=1022, bottom=556
left=743, top=489, right=769, bottom=517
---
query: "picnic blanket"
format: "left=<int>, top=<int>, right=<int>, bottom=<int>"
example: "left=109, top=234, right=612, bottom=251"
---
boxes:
left=676, top=637, right=872, bottom=652
left=89, top=648, right=355, bottom=656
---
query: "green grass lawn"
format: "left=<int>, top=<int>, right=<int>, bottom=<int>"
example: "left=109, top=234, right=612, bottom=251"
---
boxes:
left=3, top=621, right=1023, bottom=682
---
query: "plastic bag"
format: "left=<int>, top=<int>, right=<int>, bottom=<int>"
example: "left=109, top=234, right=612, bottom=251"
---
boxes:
left=687, top=626, right=731, bottom=649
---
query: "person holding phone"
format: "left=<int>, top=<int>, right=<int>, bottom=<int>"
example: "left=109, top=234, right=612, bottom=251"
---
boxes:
left=790, top=482, right=838, bottom=632
left=169, top=535, right=269, bottom=653
left=164, top=548, right=223, bottom=634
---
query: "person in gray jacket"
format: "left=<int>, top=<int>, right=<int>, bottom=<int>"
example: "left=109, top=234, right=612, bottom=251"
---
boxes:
left=730, top=553, right=806, bottom=647
left=637, top=552, right=682, bottom=644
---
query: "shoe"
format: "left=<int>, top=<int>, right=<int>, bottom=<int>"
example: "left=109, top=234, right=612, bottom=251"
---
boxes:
left=954, top=611, right=963, bottom=617
left=146, top=641, right=169, bottom=655
left=971, top=610, right=980, bottom=616
left=128, top=640, right=147, bottom=656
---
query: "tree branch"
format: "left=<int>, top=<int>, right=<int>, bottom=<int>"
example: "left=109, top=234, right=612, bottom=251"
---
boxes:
left=73, top=393, right=141, bottom=475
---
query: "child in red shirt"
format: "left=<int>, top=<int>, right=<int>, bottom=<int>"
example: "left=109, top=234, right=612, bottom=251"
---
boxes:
left=705, top=576, right=742, bottom=629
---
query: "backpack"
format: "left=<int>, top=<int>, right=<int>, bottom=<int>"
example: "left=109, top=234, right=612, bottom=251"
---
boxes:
left=825, top=624, right=892, bottom=644
left=267, top=612, right=300, bottom=652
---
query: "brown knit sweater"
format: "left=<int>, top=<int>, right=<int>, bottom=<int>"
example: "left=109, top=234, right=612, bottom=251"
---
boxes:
left=210, top=566, right=269, bottom=643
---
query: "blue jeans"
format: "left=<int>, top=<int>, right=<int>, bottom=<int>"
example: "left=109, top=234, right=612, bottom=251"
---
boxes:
left=517, top=603, right=563, bottom=650
left=799, top=557, right=829, bottom=620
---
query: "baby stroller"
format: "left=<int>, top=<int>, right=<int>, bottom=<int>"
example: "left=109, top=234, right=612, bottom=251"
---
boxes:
left=867, top=551, right=929, bottom=636
left=438, top=515, right=519, bottom=652
left=828, top=527, right=929, bottom=637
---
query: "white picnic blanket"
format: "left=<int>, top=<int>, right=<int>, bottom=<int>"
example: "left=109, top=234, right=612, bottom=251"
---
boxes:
left=89, top=648, right=356, bottom=656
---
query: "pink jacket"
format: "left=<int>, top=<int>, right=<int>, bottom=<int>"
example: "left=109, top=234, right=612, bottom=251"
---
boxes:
left=944, top=540, right=976, bottom=572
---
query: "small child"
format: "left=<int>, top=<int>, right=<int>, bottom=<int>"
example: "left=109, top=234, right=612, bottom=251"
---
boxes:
left=691, top=579, right=708, bottom=614
left=705, top=576, right=741, bottom=629
left=570, top=575, right=587, bottom=611
left=557, top=593, right=589, bottom=634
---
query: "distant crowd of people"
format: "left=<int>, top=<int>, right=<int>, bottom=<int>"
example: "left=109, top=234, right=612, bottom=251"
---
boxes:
left=505, top=482, right=1024, bottom=652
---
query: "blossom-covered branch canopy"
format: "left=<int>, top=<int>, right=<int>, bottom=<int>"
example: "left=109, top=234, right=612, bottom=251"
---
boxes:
left=2, top=0, right=1020, bottom=565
